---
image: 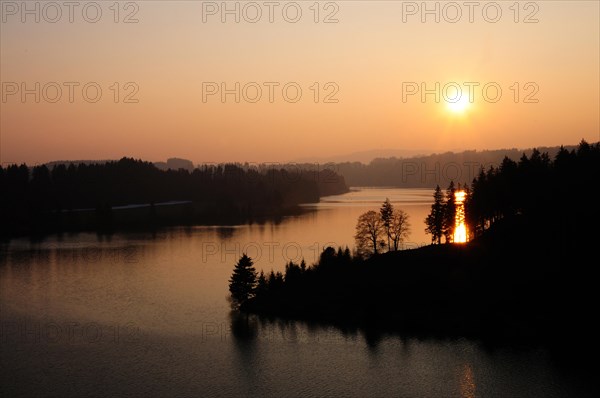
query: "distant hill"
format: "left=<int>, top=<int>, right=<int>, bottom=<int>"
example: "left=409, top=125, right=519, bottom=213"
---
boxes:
left=332, top=144, right=580, bottom=188
left=290, top=148, right=432, bottom=164
left=153, top=158, right=195, bottom=171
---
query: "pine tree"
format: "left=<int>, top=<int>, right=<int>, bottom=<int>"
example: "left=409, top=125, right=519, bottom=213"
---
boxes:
left=255, top=271, right=268, bottom=298
left=425, top=185, right=445, bottom=244
left=442, top=181, right=456, bottom=243
left=229, top=254, right=257, bottom=309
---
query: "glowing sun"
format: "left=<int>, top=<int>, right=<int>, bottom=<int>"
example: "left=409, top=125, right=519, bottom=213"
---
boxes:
left=446, top=91, right=471, bottom=114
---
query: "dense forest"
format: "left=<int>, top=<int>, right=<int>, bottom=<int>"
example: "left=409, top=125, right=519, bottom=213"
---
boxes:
left=0, top=158, right=348, bottom=237
left=231, top=141, right=600, bottom=347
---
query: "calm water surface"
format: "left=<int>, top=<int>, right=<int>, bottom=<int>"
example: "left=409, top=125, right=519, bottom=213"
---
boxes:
left=0, top=188, right=594, bottom=397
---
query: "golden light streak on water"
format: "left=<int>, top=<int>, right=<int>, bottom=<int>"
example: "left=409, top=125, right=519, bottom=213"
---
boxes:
left=459, top=363, right=477, bottom=398
left=454, top=190, right=467, bottom=243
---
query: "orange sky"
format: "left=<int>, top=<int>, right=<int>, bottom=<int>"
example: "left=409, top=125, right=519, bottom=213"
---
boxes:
left=1, top=1, right=599, bottom=165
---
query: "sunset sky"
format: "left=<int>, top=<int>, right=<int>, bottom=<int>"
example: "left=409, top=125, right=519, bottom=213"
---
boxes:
left=1, top=1, right=599, bottom=165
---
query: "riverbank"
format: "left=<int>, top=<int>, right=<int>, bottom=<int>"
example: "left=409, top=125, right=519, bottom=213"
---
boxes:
left=2, top=200, right=314, bottom=240
left=0, top=158, right=349, bottom=239
left=243, top=215, right=597, bottom=349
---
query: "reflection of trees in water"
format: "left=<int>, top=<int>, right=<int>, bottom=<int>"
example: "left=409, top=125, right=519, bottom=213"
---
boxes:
left=230, top=314, right=386, bottom=352
left=216, top=227, right=236, bottom=240
left=362, top=327, right=383, bottom=352
left=230, top=311, right=258, bottom=344
left=5, top=242, right=146, bottom=268
left=229, top=312, right=260, bottom=385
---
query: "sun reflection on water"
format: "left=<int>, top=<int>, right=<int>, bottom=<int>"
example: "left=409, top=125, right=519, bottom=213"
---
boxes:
left=460, top=363, right=477, bottom=398
left=454, top=190, right=467, bottom=243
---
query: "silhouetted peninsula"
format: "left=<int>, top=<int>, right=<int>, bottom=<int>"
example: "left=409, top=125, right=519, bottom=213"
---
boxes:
left=239, top=142, right=600, bottom=346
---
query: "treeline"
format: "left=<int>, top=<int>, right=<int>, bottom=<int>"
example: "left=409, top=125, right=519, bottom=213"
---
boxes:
left=332, top=145, right=578, bottom=187
left=0, top=158, right=348, bottom=237
left=419, top=141, right=600, bottom=245
left=233, top=237, right=598, bottom=346
left=230, top=141, right=600, bottom=345
left=465, top=141, right=600, bottom=244
left=233, top=230, right=598, bottom=346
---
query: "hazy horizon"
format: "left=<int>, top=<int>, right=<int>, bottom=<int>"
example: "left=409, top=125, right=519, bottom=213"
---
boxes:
left=7, top=140, right=588, bottom=168
left=2, top=3, right=600, bottom=395
left=2, top=1, right=599, bottom=165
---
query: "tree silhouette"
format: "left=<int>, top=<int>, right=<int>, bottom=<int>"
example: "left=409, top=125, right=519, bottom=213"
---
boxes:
left=229, top=254, right=257, bottom=310
left=380, top=198, right=394, bottom=251
left=253, top=271, right=269, bottom=303
left=442, top=181, right=456, bottom=243
left=388, top=209, right=411, bottom=251
left=0, top=158, right=349, bottom=237
left=241, top=142, right=600, bottom=348
left=425, top=185, right=445, bottom=244
left=355, top=210, right=385, bottom=257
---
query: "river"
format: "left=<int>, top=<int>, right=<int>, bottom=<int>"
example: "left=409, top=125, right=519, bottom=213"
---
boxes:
left=0, top=188, right=593, bottom=397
